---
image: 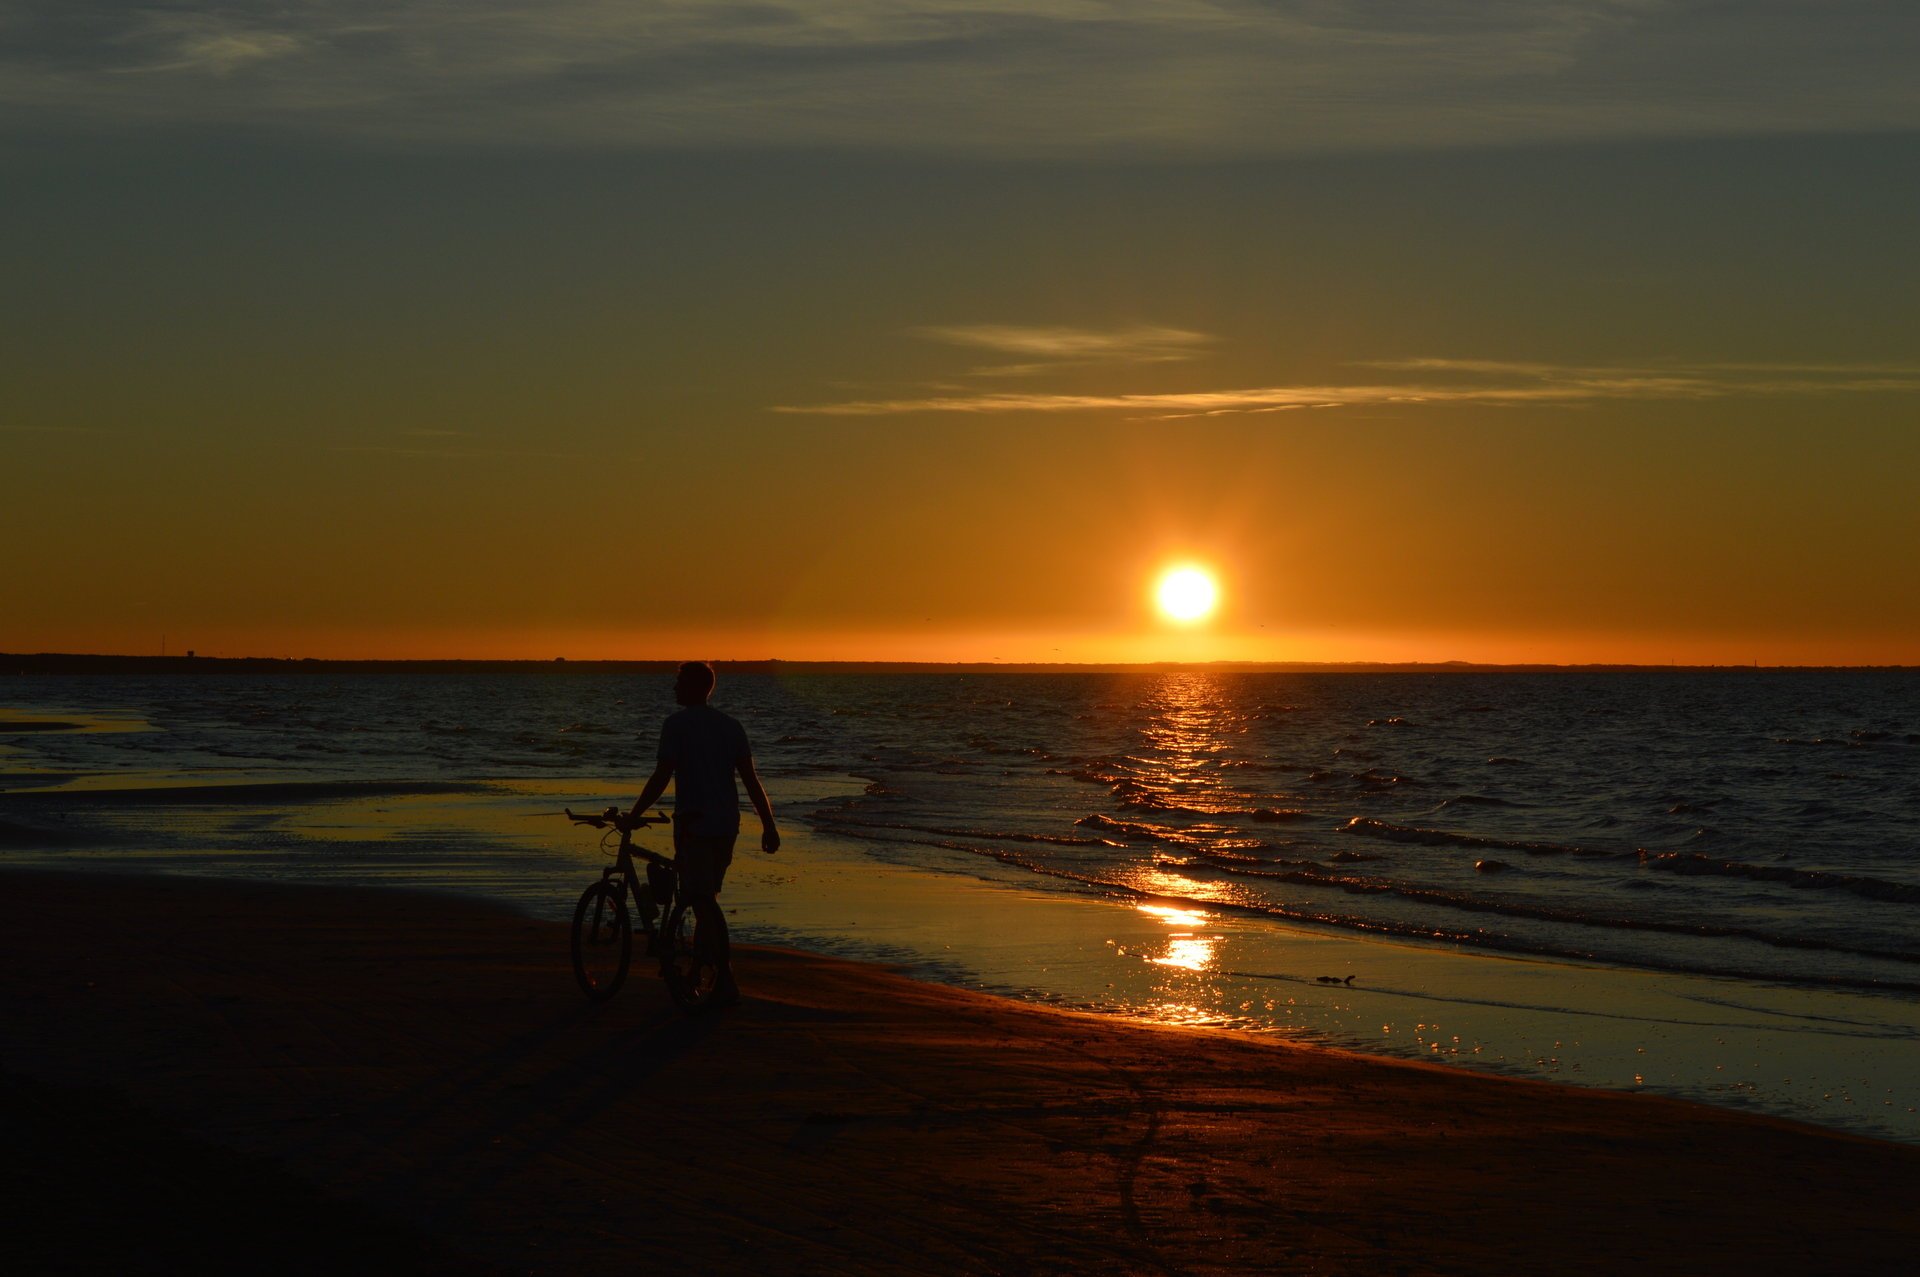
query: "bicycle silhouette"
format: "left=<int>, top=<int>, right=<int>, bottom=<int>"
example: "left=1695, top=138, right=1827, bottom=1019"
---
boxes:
left=562, top=807, right=723, bottom=1010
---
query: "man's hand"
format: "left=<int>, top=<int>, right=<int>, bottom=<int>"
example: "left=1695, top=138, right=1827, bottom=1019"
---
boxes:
left=762, top=824, right=781, bottom=855
left=627, top=762, right=674, bottom=833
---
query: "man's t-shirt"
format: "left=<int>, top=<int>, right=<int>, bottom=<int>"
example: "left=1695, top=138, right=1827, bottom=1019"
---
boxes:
left=657, top=705, right=752, bottom=839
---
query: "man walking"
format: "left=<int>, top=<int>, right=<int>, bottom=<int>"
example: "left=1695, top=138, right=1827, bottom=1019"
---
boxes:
left=626, top=661, right=778, bottom=1006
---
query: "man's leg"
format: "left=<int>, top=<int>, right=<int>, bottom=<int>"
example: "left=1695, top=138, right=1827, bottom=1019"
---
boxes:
left=675, top=834, right=739, bottom=1003
left=689, top=892, right=738, bottom=1002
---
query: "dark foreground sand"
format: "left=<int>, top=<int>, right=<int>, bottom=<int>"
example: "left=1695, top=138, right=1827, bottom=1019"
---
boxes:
left=3, top=872, right=1915, bottom=1275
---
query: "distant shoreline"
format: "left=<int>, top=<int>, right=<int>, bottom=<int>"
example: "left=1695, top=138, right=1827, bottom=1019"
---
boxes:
left=4, top=652, right=1917, bottom=676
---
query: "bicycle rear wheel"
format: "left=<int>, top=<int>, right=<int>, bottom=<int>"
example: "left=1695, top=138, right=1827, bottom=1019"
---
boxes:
left=571, top=880, right=632, bottom=1002
left=659, top=905, right=722, bottom=1010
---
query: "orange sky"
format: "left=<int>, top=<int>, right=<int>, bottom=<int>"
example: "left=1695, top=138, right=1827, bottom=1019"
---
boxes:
left=8, top=401, right=1920, bottom=664
left=4, top=42, right=1918, bottom=665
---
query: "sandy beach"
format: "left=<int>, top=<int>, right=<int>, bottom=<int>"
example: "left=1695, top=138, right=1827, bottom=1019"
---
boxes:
left=3, top=869, right=1916, bottom=1275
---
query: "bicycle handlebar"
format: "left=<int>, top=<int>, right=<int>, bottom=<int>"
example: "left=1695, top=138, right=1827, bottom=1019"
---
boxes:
left=564, top=806, right=671, bottom=830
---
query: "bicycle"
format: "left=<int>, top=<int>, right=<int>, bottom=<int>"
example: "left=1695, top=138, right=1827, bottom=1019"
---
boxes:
left=563, top=806, right=723, bottom=1010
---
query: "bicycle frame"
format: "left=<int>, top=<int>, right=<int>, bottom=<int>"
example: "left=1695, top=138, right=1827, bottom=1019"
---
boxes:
left=565, top=806, right=717, bottom=1004
left=599, top=819, right=682, bottom=963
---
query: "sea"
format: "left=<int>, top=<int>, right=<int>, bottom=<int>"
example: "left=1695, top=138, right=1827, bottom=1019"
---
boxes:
left=4, top=669, right=1917, bottom=1141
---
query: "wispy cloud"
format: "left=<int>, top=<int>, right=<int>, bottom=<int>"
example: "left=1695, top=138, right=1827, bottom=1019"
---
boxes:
left=3, top=3, right=1916, bottom=154
left=110, top=15, right=307, bottom=76
left=1362, top=357, right=1920, bottom=379
left=916, top=323, right=1214, bottom=378
left=773, top=358, right=1920, bottom=418
left=919, top=324, right=1212, bottom=361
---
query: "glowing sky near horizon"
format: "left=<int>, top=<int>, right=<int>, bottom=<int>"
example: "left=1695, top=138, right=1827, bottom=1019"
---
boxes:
left=3, top=3, right=1919, bottom=664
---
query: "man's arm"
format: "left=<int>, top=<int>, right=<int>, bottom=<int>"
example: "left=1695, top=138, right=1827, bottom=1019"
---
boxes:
left=738, top=757, right=780, bottom=853
left=626, top=761, right=673, bottom=828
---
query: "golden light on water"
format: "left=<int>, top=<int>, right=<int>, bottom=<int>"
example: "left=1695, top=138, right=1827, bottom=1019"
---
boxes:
left=1151, top=935, right=1218, bottom=971
left=1138, top=903, right=1208, bottom=928
left=1154, top=565, right=1220, bottom=624
left=1137, top=902, right=1218, bottom=971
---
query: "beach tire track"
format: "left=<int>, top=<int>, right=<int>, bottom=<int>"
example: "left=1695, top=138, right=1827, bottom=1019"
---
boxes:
left=785, top=1026, right=1161, bottom=1272
left=1039, top=1027, right=1179, bottom=1277
left=796, top=1013, right=1185, bottom=1277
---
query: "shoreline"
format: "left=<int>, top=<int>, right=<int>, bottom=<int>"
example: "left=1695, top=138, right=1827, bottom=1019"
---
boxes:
left=4, top=868, right=1916, bottom=1274
left=5, top=766, right=1917, bottom=1143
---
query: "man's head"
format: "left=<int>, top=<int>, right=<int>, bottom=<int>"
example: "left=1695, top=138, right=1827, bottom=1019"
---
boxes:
left=674, top=660, right=717, bottom=706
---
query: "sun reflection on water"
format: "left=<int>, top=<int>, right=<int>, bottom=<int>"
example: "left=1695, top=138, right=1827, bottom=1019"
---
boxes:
left=1138, top=902, right=1208, bottom=928
left=1151, top=934, right=1218, bottom=971
left=1135, top=901, right=1220, bottom=972
left=1129, top=672, right=1247, bottom=798
left=1119, top=864, right=1239, bottom=904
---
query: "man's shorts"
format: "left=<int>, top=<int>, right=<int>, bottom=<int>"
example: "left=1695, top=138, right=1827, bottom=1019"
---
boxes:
left=673, top=832, right=737, bottom=899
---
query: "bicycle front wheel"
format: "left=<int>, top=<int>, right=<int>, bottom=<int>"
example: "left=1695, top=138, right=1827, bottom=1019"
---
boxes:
left=659, top=905, right=721, bottom=1010
left=571, top=880, right=632, bottom=1002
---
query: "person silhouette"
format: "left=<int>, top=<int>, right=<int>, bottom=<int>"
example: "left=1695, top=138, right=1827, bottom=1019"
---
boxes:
left=625, top=661, right=779, bottom=1005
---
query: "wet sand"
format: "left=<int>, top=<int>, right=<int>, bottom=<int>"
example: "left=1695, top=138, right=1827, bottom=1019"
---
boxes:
left=3, top=870, right=1915, bottom=1275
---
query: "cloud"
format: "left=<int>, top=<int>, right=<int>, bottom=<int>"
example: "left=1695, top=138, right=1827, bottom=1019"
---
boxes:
left=1362, top=357, right=1920, bottom=379
left=2, top=3, right=1916, bottom=154
left=113, top=15, right=307, bottom=76
left=916, top=323, right=1214, bottom=377
left=919, top=324, right=1213, bottom=360
left=772, top=358, right=1920, bottom=417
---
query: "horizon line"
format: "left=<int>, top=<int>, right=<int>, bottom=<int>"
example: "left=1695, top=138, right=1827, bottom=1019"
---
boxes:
left=6, top=652, right=1917, bottom=674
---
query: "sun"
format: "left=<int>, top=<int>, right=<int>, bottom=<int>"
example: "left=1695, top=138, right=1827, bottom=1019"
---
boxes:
left=1155, top=565, right=1220, bottom=624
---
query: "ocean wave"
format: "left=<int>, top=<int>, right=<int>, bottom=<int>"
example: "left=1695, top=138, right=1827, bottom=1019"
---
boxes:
left=1848, top=729, right=1919, bottom=745
left=1790, top=800, right=1874, bottom=821
left=1353, top=768, right=1420, bottom=790
left=1186, top=848, right=1267, bottom=866
left=1639, top=851, right=1920, bottom=905
left=1073, top=812, right=1272, bottom=852
left=1341, top=816, right=1612, bottom=859
left=817, top=815, right=1109, bottom=849
left=1174, top=859, right=1920, bottom=967
left=1113, top=791, right=1215, bottom=818
left=900, top=838, right=1920, bottom=993
left=1074, top=813, right=1154, bottom=838
left=963, top=735, right=1053, bottom=759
